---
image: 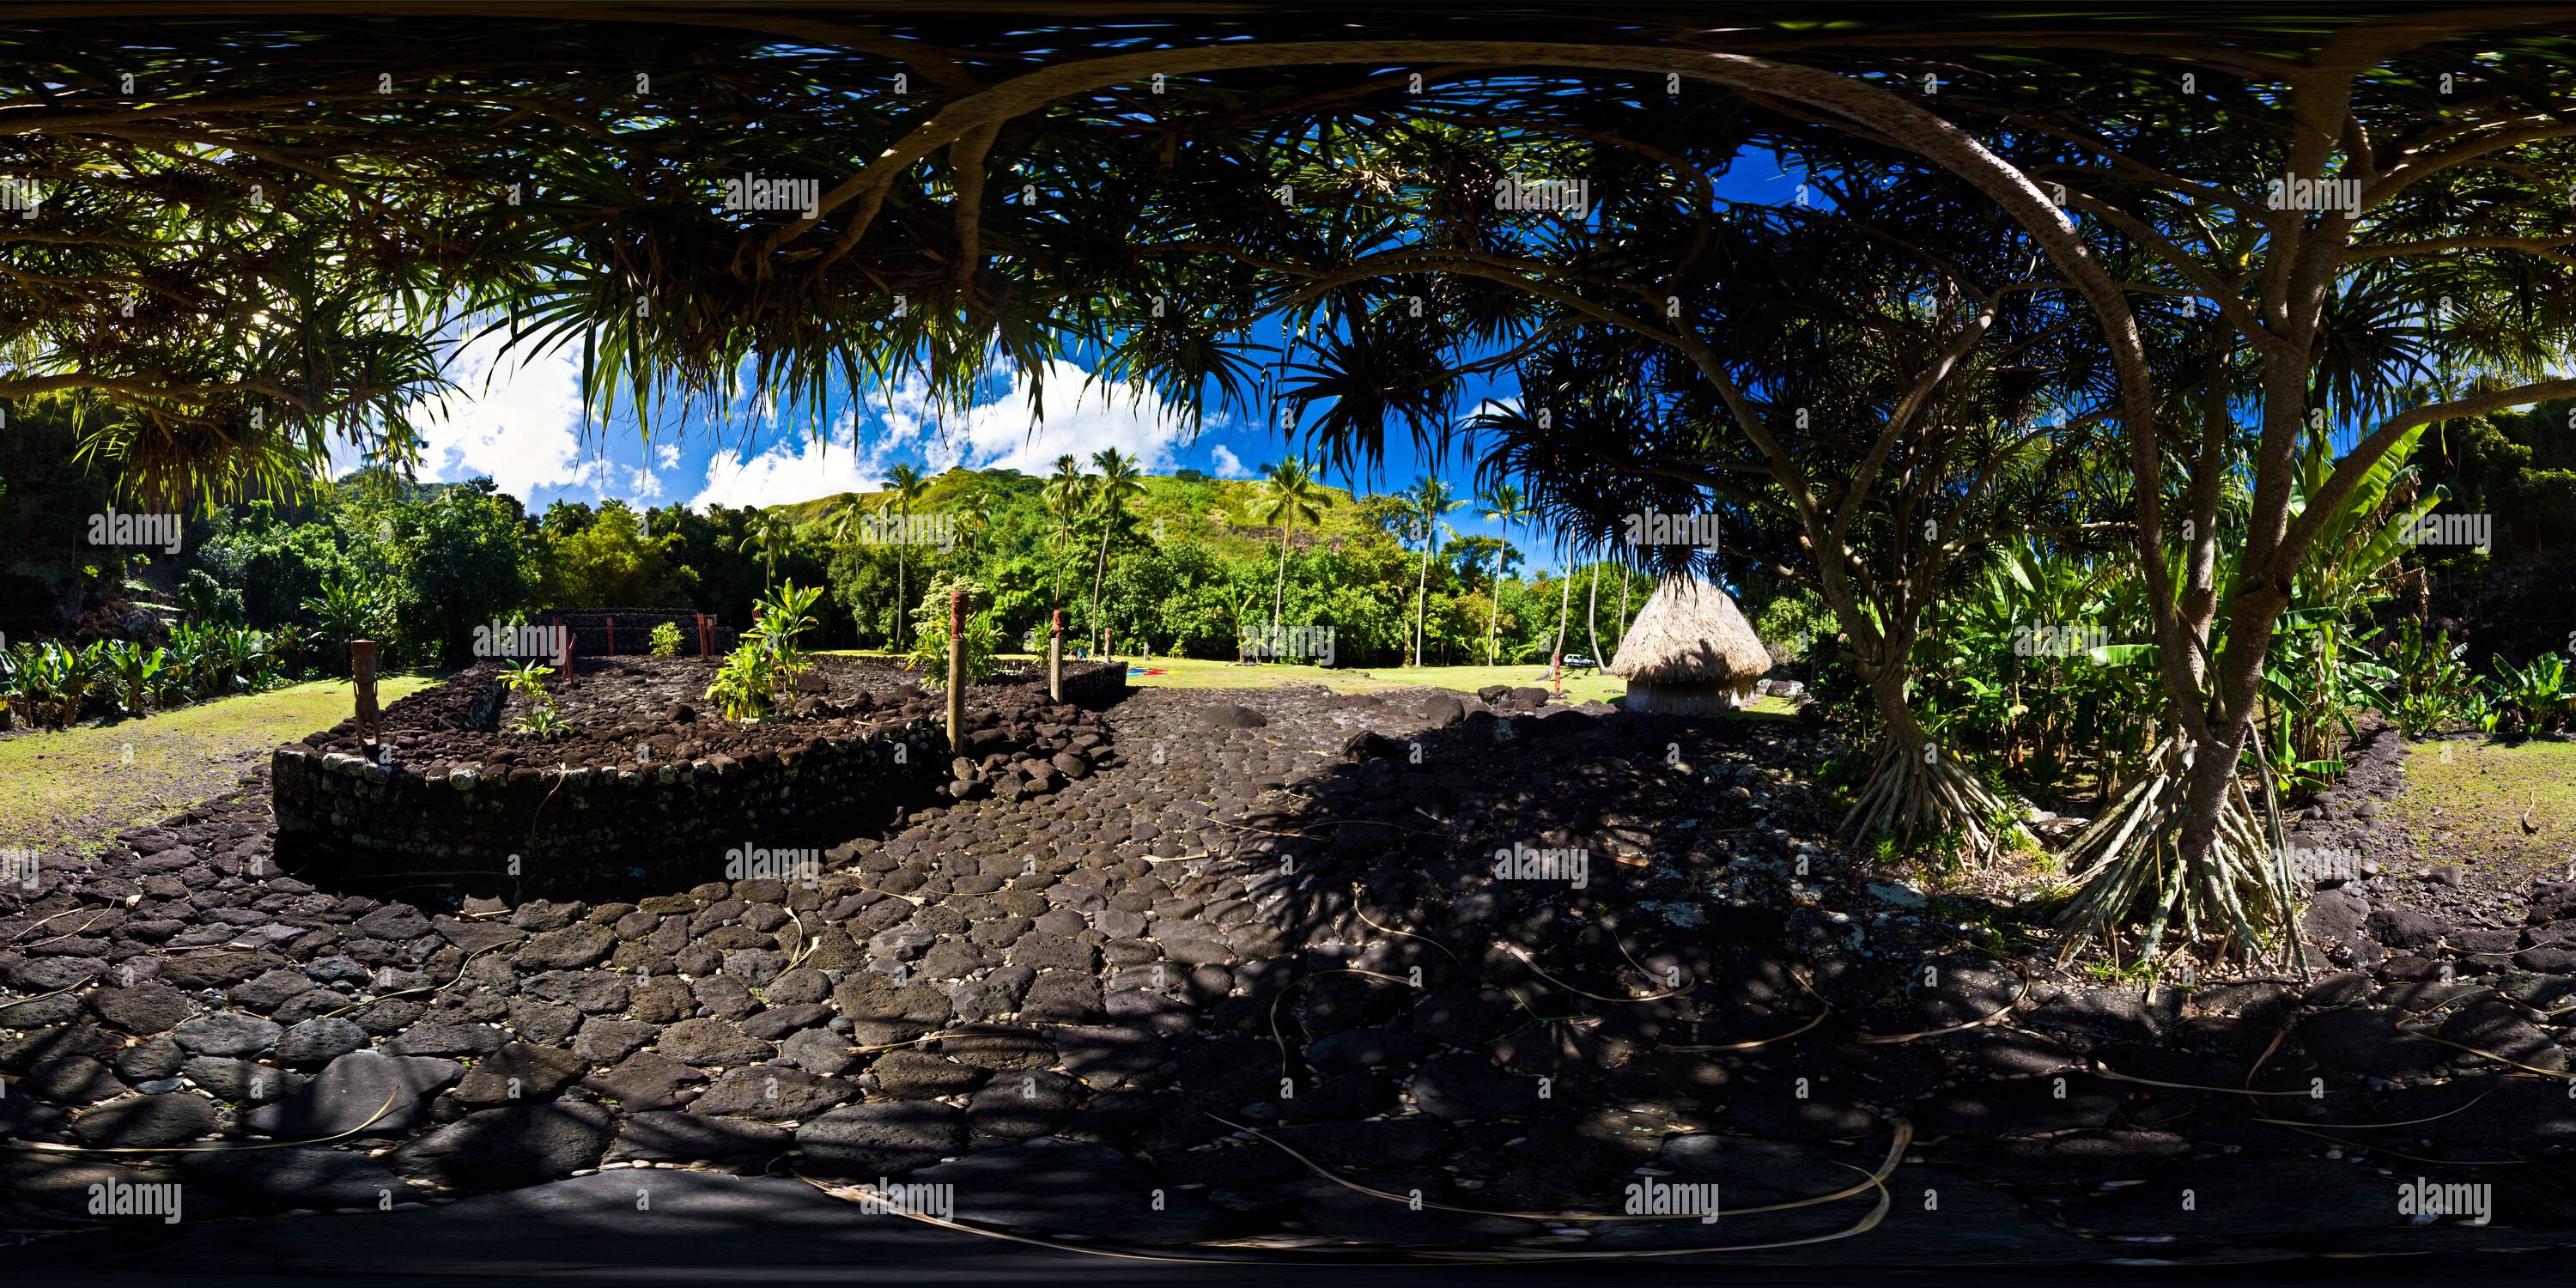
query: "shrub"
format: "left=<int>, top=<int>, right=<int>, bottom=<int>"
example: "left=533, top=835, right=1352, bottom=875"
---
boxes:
left=99, top=640, right=166, bottom=716
left=2490, top=651, right=2574, bottom=735
left=2379, top=621, right=2480, bottom=737
left=501, top=659, right=563, bottom=735
left=704, top=582, right=823, bottom=720
left=2, top=641, right=97, bottom=726
left=648, top=621, right=684, bottom=658
left=903, top=576, right=1003, bottom=690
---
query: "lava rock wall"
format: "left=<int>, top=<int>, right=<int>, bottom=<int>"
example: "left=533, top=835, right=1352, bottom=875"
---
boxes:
left=271, top=720, right=947, bottom=898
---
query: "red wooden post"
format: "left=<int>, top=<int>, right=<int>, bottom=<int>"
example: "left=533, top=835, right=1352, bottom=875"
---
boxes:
left=555, top=615, right=573, bottom=687
left=606, top=615, right=616, bottom=657
left=698, top=612, right=711, bottom=658
left=350, top=639, right=380, bottom=748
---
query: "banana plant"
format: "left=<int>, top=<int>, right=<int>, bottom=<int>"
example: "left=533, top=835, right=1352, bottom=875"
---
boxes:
left=2489, top=651, right=2573, bottom=734
left=100, top=641, right=167, bottom=715
left=301, top=572, right=396, bottom=658
left=2255, top=423, right=2439, bottom=787
left=7, top=641, right=98, bottom=726
left=161, top=623, right=208, bottom=702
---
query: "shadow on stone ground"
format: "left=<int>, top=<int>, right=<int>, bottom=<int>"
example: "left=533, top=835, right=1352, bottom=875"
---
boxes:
left=8, top=681, right=2576, bottom=1271
left=11, top=1170, right=2575, bottom=1287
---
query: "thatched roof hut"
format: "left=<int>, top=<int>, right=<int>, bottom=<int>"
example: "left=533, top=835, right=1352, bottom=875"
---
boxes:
left=1609, top=575, right=1772, bottom=714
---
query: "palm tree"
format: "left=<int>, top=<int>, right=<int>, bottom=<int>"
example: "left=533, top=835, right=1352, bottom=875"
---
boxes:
left=823, top=491, right=876, bottom=644
left=883, top=463, right=929, bottom=649
left=1252, top=457, right=1329, bottom=645
left=1043, top=453, right=1087, bottom=611
left=1223, top=585, right=1261, bottom=665
left=1085, top=447, right=1145, bottom=654
left=1550, top=554, right=1574, bottom=674
left=1403, top=476, right=1461, bottom=667
left=951, top=483, right=993, bottom=559
left=823, top=491, right=870, bottom=546
left=1587, top=548, right=1608, bottom=670
left=733, top=510, right=798, bottom=590
left=1478, top=483, right=1529, bottom=665
left=1613, top=566, right=1633, bottom=656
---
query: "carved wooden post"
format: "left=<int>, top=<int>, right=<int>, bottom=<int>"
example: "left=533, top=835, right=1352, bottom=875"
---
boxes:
left=696, top=612, right=710, bottom=658
left=606, top=615, right=616, bottom=657
left=555, top=615, right=573, bottom=688
left=1048, top=609, right=1065, bottom=702
left=351, top=639, right=380, bottom=749
left=947, top=589, right=968, bottom=754
left=1550, top=650, right=1564, bottom=696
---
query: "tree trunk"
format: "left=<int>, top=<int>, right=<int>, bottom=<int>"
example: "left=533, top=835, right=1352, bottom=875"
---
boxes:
left=1051, top=525, right=1066, bottom=611
left=1485, top=566, right=1501, bottom=665
left=1551, top=567, right=1571, bottom=665
left=1586, top=554, right=1604, bottom=667
left=1273, top=515, right=1291, bottom=642
left=1091, top=517, right=1113, bottom=656
left=1614, top=570, right=1631, bottom=656
left=1413, top=539, right=1432, bottom=667
left=1869, top=659, right=1933, bottom=759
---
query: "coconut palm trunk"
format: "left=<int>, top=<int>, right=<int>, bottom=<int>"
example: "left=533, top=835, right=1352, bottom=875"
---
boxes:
left=1091, top=524, right=1111, bottom=654
left=1550, top=564, right=1572, bottom=666
left=1413, top=538, right=1433, bottom=666
left=1485, top=560, right=1502, bottom=665
left=1587, top=552, right=1605, bottom=668
left=1273, top=512, right=1292, bottom=641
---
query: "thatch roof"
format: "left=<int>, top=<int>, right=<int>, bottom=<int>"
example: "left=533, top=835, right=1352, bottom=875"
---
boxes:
left=1609, top=576, right=1772, bottom=685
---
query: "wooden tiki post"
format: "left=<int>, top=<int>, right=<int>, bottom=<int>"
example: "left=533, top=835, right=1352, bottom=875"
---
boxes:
left=1550, top=651, right=1564, bottom=696
left=946, top=589, right=968, bottom=754
left=606, top=615, right=616, bottom=657
left=697, top=612, right=710, bottom=658
left=350, top=639, right=380, bottom=750
left=1048, top=609, right=1065, bottom=702
left=555, top=615, right=573, bottom=688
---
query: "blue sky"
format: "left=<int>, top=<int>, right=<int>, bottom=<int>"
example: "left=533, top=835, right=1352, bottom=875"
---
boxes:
left=360, top=152, right=1817, bottom=572
left=362, top=313, right=1573, bottom=560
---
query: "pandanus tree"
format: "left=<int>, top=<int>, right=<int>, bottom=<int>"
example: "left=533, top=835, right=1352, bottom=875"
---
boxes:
left=1953, top=46, right=2576, bottom=964
left=36, top=9, right=2576, bottom=968
left=1465, top=159, right=2111, bottom=861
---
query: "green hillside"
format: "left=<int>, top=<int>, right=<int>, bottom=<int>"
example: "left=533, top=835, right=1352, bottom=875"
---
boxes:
left=772, top=465, right=1391, bottom=561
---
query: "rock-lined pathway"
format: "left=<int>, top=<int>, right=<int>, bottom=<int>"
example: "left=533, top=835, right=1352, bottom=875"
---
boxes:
left=6, top=683, right=2576, bottom=1265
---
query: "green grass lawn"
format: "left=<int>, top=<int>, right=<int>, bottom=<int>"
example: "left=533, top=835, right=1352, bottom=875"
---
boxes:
left=2393, top=735, right=2576, bottom=881
left=823, top=647, right=1800, bottom=714
left=0, top=674, right=437, bottom=855
left=1118, top=655, right=1630, bottom=703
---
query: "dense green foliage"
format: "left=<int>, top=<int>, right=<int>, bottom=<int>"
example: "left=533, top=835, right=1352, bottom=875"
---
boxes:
left=3, top=451, right=1653, bottom=735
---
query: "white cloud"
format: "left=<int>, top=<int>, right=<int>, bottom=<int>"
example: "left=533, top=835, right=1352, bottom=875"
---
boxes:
left=687, top=359, right=1201, bottom=509
left=654, top=441, right=681, bottom=470
left=413, top=331, right=611, bottom=499
left=1209, top=445, right=1252, bottom=479
left=690, top=410, right=892, bottom=510
left=939, top=360, right=1198, bottom=475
